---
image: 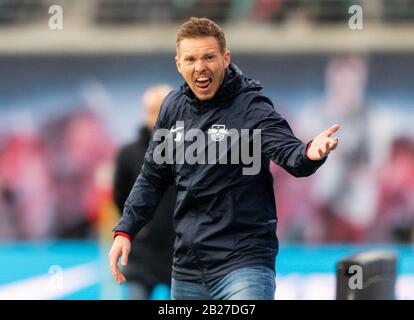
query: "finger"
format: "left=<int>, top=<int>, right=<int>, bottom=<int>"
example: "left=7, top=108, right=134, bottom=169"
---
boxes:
left=119, top=272, right=126, bottom=284
left=109, top=253, right=118, bottom=276
left=109, top=259, right=119, bottom=281
left=111, top=262, right=121, bottom=283
left=330, top=138, right=339, bottom=150
left=325, top=124, right=340, bottom=137
left=117, top=270, right=126, bottom=285
left=121, top=247, right=129, bottom=266
left=115, top=266, right=125, bottom=284
left=109, top=251, right=122, bottom=281
left=318, top=141, right=328, bottom=155
left=318, top=147, right=325, bottom=158
left=115, top=268, right=121, bottom=284
left=114, top=265, right=126, bottom=285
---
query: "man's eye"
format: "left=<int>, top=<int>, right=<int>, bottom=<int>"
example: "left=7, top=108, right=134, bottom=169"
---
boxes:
left=205, top=56, right=214, bottom=61
left=185, top=58, right=195, bottom=63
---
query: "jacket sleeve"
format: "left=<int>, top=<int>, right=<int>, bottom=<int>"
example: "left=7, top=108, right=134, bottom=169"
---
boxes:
left=113, top=99, right=174, bottom=239
left=248, top=95, right=327, bottom=177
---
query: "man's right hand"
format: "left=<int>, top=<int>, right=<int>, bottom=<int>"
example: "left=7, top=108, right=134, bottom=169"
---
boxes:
left=108, top=235, right=131, bottom=285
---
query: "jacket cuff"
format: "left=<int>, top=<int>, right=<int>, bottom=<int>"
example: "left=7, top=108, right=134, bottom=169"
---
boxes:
left=113, top=231, right=132, bottom=241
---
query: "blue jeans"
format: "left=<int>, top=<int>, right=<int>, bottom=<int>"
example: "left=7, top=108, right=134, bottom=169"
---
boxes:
left=171, top=265, right=276, bottom=300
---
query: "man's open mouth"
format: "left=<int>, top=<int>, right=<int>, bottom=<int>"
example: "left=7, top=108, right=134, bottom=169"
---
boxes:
left=195, top=77, right=212, bottom=89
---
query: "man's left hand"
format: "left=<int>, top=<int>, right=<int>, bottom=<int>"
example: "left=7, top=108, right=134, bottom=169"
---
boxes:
left=306, top=124, right=340, bottom=161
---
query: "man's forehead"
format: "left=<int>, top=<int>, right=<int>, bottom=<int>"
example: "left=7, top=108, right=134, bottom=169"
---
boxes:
left=178, top=37, right=221, bottom=56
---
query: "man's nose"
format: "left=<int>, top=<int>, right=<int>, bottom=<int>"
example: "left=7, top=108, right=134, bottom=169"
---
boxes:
left=194, top=59, right=206, bottom=73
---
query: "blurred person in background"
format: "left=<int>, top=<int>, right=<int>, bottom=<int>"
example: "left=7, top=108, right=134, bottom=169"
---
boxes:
left=298, top=54, right=376, bottom=242
left=0, top=134, right=53, bottom=239
left=373, top=136, right=414, bottom=243
left=40, top=110, right=116, bottom=238
left=113, top=85, right=176, bottom=300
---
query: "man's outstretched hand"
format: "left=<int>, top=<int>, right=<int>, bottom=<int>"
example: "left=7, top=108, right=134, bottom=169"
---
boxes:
left=108, top=235, right=131, bottom=285
left=306, top=124, right=340, bottom=161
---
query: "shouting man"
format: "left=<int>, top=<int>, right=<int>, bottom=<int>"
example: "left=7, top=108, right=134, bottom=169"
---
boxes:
left=109, top=17, right=339, bottom=300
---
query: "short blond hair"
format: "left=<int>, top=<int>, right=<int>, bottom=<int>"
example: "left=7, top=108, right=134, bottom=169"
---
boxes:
left=176, top=17, right=226, bottom=54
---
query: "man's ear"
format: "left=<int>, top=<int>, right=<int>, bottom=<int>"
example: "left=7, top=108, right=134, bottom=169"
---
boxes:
left=175, top=56, right=182, bottom=74
left=224, top=50, right=231, bottom=69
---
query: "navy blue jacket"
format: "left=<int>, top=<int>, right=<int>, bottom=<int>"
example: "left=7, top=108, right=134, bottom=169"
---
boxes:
left=114, top=64, right=326, bottom=282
